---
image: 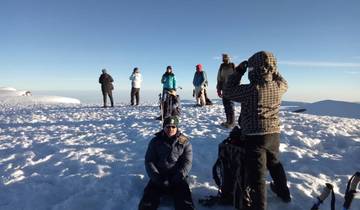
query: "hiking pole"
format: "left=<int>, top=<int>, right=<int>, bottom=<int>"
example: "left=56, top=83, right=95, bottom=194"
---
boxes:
left=159, top=93, right=164, bottom=122
left=342, top=172, right=360, bottom=210
left=311, top=183, right=335, bottom=210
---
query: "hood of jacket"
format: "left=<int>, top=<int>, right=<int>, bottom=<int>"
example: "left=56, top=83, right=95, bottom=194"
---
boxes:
left=248, top=51, right=278, bottom=85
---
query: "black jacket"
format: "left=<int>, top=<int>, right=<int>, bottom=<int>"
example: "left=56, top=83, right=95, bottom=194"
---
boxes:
left=99, top=73, right=114, bottom=93
left=145, top=131, right=192, bottom=183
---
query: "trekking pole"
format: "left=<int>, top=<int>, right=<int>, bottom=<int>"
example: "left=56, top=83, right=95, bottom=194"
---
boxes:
left=310, top=183, right=335, bottom=210
left=159, top=93, right=164, bottom=122
left=342, top=172, right=360, bottom=210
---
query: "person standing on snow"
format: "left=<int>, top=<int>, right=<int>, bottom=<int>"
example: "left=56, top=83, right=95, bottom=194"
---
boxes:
left=138, top=116, right=195, bottom=210
left=192, top=64, right=208, bottom=106
left=216, top=53, right=236, bottom=128
left=129, top=67, right=142, bottom=106
left=223, top=51, right=291, bottom=210
left=98, top=68, right=114, bottom=108
left=161, top=65, right=176, bottom=101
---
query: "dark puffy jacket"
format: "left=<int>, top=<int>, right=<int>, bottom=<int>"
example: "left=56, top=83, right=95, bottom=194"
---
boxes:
left=99, top=73, right=114, bottom=93
left=216, top=62, right=235, bottom=91
left=223, top=51, right=288, bottom=135
left=145, top=131, right=192, bottom=182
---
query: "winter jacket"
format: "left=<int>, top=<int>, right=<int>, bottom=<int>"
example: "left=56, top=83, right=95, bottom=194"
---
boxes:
left=216, top=62, right=235, bottom=91
left=161, top=72, right=176, bottom=90
left=223, top=51, right=288, bottom=135
left=192, top=71, right=208, bottom=88
left=129, top=72, right=142, bottom=88
left=145, top=131, right=192, bottom=182
left=99, top=73, right=114, bottom=93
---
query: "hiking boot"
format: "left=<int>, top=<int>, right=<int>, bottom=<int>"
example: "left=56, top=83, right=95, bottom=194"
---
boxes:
left=270, top=182, right=291, bottom=203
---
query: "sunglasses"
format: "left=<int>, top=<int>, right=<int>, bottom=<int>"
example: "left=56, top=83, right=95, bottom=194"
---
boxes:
left=165, top=125, right=177, bottom=129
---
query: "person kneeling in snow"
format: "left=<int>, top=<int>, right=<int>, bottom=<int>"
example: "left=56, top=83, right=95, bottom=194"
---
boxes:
left=156, top=90, right=181, bottom=120
left=138, top=116, right=195, bottom=210
left=223, top=51, right=291, bottom=210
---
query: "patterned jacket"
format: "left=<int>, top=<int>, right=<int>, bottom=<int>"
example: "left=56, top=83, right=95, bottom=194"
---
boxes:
left=145, top=131, right=192, bottom=182
left=223, top=51, right=288, bottom=135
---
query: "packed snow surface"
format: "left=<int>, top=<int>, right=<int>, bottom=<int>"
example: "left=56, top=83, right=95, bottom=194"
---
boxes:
left=0, top=100, right=359, bottom=210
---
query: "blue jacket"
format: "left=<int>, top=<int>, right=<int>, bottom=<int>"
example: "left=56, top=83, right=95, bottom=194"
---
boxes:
left=161, top=73, right=177, bottom=90
left=192, top=71, right=208, bottom=87
left=145, top=131, right=192, bottom=182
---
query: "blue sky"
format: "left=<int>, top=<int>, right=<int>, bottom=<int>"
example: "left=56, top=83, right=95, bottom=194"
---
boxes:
left=1, top=0, right=360, bottom=102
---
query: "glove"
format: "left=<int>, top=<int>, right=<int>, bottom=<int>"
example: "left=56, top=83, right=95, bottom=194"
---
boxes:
left=217, top=89, right=223, bottom=98
left=192, top=89, right=195, bottom=97
left=170, top=173, right=184, bottom=185
left=236, top=60, right=248, bottom=75
left=162, top=180, right=170, bottom=188
left=151, top=174, right=169, bottom=188
left=229, top=126, right=242, bottom=140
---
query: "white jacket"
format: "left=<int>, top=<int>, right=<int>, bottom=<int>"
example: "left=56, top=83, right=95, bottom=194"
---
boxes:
left=129, top=73, right=142, bottom=88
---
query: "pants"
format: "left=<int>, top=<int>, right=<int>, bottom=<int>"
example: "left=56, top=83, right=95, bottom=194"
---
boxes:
left=131, top=87, right=140, bottom=105
left=102, top=91, right=114, bottom=107
left=222, top=98, right=235, bottom=124
left=194, top=86, right=205, bottom=106
left=244, top=133, right=289, bottom=210
left=138, top=180, right=195, bottom=210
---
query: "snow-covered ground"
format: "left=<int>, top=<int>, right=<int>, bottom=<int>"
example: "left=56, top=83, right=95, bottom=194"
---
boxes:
left=0, top=98, right=359, bottom=210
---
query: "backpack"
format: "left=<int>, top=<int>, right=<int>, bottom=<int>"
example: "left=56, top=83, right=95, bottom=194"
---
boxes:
left=199, top=126, right=250, bottom=209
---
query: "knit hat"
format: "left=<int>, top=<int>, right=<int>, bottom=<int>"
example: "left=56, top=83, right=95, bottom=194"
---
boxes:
left=196, top=64, right=203, bottom=71
left=222, top=53, right=230, bottom=59
left=166, top=65, right=172, bottom=70
left=163, top=116, right=179, bottom=128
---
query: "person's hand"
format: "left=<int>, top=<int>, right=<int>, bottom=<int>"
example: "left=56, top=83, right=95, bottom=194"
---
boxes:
left=236, top=60, right=248, bottom=75
left=217, top=89, right=223, bottom=98
left=152, top=175, right=170, bottom=188
left=162, top=180, right=170, bottom=188
left=170, top=173, right=184, bottom=186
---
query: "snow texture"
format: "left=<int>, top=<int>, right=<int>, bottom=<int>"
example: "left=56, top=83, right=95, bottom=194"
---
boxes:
left=0, top=97, right=359, bottom=210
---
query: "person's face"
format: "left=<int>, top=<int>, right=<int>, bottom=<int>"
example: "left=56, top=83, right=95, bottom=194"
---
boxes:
left=222, top=57, right=229, bottom=63
left=166, top=68, right=172, bottom=73
left=164, top=125, right=177, bottom=137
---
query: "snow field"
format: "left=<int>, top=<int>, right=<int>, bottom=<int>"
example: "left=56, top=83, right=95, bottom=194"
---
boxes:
left=0, top=101, right=359, bottom=210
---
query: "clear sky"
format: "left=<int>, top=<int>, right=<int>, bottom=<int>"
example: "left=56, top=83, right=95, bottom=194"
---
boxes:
left=1, top=0, right=360, bottom=102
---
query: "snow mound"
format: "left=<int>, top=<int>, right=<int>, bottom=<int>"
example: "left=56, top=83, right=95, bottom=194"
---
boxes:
left=0, top=87, right=17, bottom=91
left=0, top=87, right=80, bottom=105
left=303, top=100, right=360, bottom=119
left=282, top=100, right=360, bottom=119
